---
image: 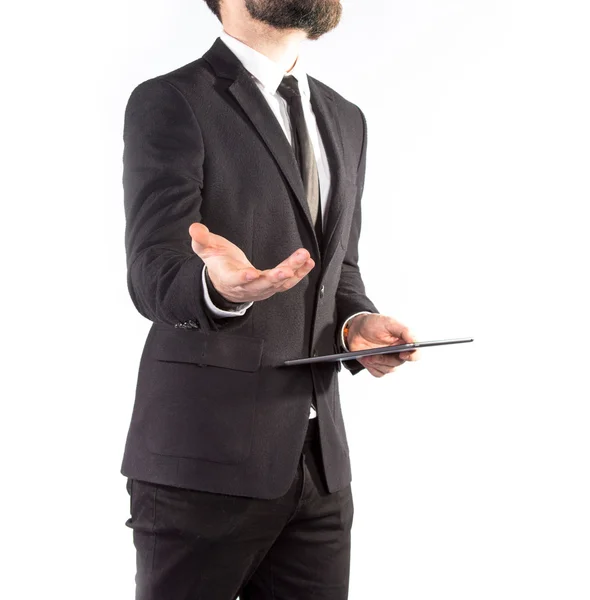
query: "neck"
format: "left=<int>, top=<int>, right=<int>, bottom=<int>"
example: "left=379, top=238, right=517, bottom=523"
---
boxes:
left=222, top=11, right=306, bottom=71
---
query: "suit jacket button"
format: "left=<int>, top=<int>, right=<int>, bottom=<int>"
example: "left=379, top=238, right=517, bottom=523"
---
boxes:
left=319, top=285, right=325, bottom=299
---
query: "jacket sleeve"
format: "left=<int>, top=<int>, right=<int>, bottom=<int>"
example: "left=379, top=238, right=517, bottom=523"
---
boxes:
left=335, top=107, right=379, bottom=375
left=122, top=78, right=249, bottom=331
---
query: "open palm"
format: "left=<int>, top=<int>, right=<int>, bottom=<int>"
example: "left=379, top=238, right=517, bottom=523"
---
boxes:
left=189, top=222, right=316, bottom=304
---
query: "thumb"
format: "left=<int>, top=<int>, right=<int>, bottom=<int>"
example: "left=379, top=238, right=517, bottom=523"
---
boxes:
left=384, top=318, right=416, bottom=344
left=189, top=222, right=211, bottom=257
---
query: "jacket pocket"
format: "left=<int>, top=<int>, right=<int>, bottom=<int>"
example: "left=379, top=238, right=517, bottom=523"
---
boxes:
left=151, top=326, right=264, bottom=371
left=142, top=326, right=264, bottom=464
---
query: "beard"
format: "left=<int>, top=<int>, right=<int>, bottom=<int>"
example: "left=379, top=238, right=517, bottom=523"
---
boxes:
left=244, top=0, right=343, bottom=40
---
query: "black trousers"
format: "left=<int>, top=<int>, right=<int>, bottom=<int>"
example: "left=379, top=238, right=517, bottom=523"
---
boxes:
left=125, top=418, right=354, bottom=599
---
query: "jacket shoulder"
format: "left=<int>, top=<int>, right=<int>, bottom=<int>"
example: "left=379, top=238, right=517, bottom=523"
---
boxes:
left=308, top=75, right=364, bottom=121
left=126, top=56, right=214, bottom=101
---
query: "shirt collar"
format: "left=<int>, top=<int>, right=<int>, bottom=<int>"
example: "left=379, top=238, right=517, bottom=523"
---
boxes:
left=219, top=30, right=310, bottom=99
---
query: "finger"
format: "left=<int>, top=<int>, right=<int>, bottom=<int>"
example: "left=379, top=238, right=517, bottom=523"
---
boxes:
left=293, top=257, right=315, bottom=277
left=235, top=267, right=262, bottom=285
left=204, top=249, right=311, bottom=301
left=368, top=370, right=385, bottom=378
left=384, top=318, right=416, bottom=344
left=228, top=254, right=314, bottom=300
left=275, top=258, right=315, bottom=291
left=190, top=225, right=236, bottom=259
left=189, top=222, right=209, bottom=246
left=232, top=268, right=293, bottom=297
left=275, top=248, right=312, bottom=271
left=263, top=253, right=312, bottom=284
left=376, top=366, right=396, bottom=376
left=368, top=365, right=389, bottom=377
left=268, top=267, right=297, bottom=284
left=238, top=250, right=312, bottom=291
left=399, top=348, right=421, bottom=361
left=358, top=357, right=389, bottom=377
left=368, top=355, right=406, bottom=369
left=364, top=355, right=403, bottom=371
left=188, top=223, right=213, bottom=258
left=401, top=329, right=417, bottom=344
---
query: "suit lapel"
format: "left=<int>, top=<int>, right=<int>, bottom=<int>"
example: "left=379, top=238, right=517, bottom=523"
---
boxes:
left=308, top=77, right=348, bottom=262
left=227, top=76, right=313, bottom=227
left=203, top=38, right=350, bottom=265
left=204, top=39, right=318, bottom=248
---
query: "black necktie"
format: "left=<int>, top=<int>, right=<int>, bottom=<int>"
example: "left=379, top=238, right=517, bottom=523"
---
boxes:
left=278, top=75, right=321, bottom=415
left=277, top=75, right=323, bottom=247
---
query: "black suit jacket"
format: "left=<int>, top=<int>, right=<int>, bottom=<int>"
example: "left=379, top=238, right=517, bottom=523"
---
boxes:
left=120, top=38, right=378, bottom=499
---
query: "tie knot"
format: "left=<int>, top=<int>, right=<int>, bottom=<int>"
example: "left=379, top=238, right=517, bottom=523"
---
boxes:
left=277, top=75, right=301, bottom=101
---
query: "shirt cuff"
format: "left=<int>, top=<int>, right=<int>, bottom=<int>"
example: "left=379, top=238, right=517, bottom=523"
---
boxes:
left=340, top=311, right=374, bottom=351
left=202, top=266, right=253, bottom=318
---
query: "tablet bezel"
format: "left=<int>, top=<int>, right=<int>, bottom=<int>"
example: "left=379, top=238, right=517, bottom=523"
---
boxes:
left=283, top=338, right=473, bottom=366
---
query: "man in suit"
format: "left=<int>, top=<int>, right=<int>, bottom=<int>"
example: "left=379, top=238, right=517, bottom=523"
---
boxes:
left=121, top=0, right=420, bottom=598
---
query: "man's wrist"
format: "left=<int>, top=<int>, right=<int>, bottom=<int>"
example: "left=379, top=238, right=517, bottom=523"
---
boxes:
left=341, top=311, right=373, bottom=350
left=202, top=266, right=252, bottom=317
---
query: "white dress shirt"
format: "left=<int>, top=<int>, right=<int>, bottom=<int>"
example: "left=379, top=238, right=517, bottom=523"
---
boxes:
left=202, top=30, right=372, bottom=417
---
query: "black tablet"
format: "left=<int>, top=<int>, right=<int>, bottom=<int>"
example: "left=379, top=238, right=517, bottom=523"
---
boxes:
left=283, top=337, right=474, bottom=366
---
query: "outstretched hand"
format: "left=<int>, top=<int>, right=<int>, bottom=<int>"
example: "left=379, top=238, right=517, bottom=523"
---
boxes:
left=189, top=223, right=315, bottom=304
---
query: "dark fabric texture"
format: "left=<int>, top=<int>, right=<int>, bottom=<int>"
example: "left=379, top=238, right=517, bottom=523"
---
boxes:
left=277, top=72, right=323, bottom=413
left=120, top=37, right=378, bottom=500
left=277, top=74, right=322, bottom=240
left=125, top=419, right=354, bottom=600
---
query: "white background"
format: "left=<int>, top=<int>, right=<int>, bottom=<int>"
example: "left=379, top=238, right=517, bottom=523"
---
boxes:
left=3, top=0, right=589, bottom=598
